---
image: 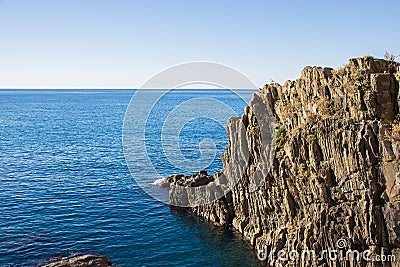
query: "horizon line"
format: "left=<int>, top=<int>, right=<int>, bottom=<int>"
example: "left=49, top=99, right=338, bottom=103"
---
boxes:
left=0, top=87, right=259, bottom=90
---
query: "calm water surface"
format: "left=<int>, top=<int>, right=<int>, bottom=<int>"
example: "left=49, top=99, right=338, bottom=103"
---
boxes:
left=0, top=89, right=262, bottom=267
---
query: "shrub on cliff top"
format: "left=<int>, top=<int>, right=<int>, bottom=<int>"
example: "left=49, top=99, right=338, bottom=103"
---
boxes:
left=384, top=51, right=399, bottom=62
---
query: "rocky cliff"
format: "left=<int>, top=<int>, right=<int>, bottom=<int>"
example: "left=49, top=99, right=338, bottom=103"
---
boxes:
left=168, top=57, right=400, bottom=266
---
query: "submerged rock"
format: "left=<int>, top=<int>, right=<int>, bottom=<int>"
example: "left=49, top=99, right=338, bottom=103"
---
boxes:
left=169, top=57, right=400, bottom=266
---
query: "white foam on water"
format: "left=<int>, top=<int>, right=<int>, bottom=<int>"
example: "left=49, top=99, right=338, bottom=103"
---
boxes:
left=152, top=178, right=166, bottom=186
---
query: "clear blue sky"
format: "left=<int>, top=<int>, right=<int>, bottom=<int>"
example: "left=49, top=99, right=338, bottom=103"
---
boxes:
left=0, top=0, right=398, bottom=89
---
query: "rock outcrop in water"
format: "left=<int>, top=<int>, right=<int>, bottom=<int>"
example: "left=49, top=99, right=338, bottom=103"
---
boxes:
left=162, top=170, right=214, bottom=188
left=42, top=254, right=116, bottom=267
left=168, top=57, right=400, bottom=266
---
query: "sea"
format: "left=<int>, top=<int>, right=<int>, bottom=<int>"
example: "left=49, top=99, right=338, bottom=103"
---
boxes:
left=0, top=89, right=263, bottom=267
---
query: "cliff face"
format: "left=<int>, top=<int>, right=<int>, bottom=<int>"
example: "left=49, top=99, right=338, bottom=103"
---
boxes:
left=169, top=57, right=400, bottom=266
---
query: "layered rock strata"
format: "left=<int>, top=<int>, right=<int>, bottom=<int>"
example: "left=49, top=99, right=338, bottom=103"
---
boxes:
left=168, top=57, right=400, bottom=266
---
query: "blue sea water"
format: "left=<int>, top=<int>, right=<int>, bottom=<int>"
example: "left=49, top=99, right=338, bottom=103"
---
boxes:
left=0, top=89, right=262, bottom=267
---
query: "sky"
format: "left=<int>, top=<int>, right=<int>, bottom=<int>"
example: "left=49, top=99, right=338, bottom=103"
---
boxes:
left=0, top=0, right=398, bottom=89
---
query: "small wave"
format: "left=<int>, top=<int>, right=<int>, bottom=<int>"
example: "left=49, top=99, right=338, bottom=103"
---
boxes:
left=152, top=178, right=165, bottom=186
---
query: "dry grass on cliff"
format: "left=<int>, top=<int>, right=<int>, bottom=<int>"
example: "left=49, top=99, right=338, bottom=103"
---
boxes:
left=316, top=98, right=333, bottom=119
left=331, top=64, right=348, bottom=76
left=392, top=122, right=400, bottom=141
left=305, top=113, right=319, bottom=125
